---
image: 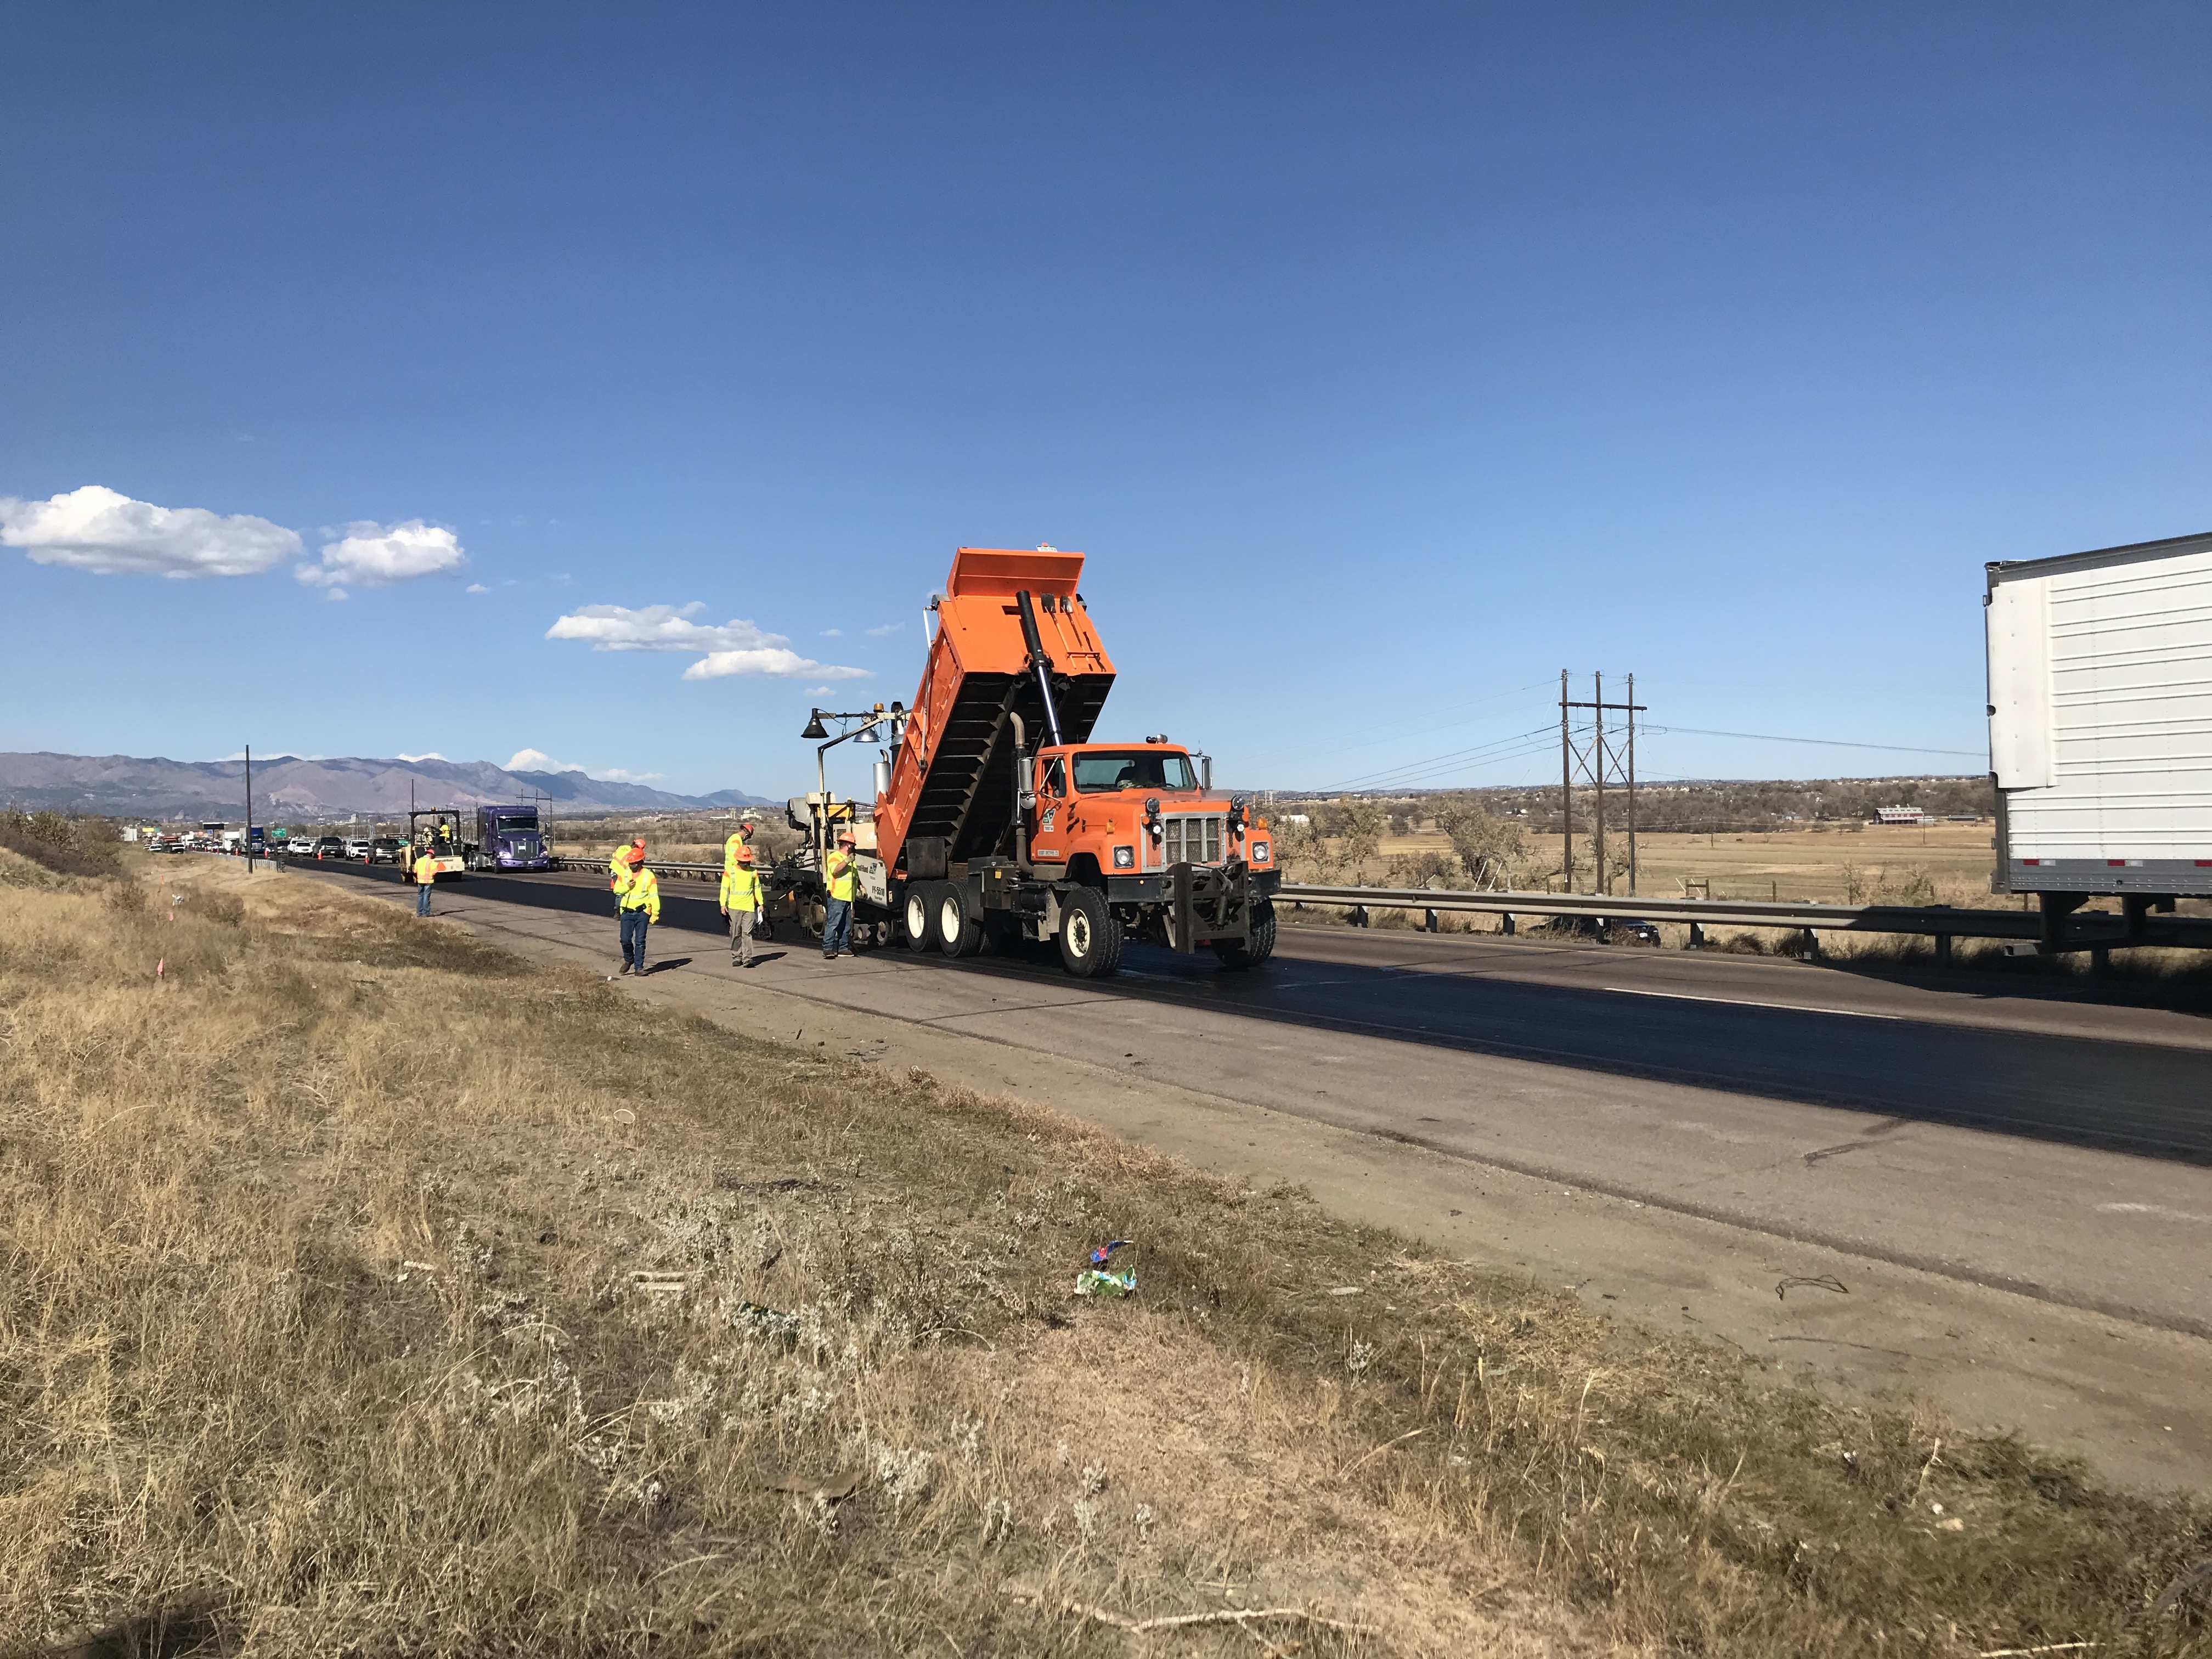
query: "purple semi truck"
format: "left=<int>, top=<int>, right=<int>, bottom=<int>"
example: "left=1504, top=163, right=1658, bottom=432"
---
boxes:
left=468, top=804, right=551, bottom=872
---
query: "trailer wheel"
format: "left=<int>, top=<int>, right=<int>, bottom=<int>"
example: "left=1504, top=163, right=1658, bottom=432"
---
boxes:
left=902, top=885, right=938, bottom=952
left=938, top=884, right=986, bottom=957
left=1211, top=899, right=1277, bottom=970
left=1057, top=886, right=1124, bottom=978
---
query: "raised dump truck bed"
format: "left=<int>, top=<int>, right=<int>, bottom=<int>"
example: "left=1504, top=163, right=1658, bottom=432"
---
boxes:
left=774, top=545, right=1278, bottom=977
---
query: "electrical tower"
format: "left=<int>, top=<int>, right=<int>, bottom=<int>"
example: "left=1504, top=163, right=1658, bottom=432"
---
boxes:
left=1559, top=670, right=1645, bottom=895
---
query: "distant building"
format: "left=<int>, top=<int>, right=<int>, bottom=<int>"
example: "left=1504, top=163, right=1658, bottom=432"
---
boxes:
left=1875, top=805, right=1931, bottom=826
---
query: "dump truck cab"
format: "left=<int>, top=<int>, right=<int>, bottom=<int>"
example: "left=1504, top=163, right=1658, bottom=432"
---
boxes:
left=782, top=546, right=1277, bottom=977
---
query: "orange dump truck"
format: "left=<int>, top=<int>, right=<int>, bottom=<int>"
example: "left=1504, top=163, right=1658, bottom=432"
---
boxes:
left=782, top=546, right=1278, bottom=977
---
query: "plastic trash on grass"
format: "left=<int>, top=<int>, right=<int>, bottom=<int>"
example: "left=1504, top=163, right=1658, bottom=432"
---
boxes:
left=1075, top=1239, right=1136, bottom=1297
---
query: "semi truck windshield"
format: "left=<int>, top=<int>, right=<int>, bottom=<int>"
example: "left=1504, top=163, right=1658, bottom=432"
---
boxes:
left=1073, top=752, right=1196, bottom=793
left=492, top=814, right=540, bottom=831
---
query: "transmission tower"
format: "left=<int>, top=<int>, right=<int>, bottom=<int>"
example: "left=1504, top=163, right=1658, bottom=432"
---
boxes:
left=1559, top=670, right=1645, bottom=895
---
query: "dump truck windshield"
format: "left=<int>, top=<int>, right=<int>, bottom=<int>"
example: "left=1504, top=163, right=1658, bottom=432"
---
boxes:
left=1072, top=752, right=1196, bottom=793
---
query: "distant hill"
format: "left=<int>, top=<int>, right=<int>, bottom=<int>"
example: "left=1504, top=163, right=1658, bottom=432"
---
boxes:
left=0, top=752, right=776, bottom=821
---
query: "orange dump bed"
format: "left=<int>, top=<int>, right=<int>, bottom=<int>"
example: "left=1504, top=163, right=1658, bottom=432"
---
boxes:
left=874, top=548, right=1116, bottom=875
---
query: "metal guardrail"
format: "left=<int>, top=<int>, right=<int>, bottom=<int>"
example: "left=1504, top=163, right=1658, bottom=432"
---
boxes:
left=1277, top=882, right=2212, bottom=956
left=550, top=856, right=725, bottom=882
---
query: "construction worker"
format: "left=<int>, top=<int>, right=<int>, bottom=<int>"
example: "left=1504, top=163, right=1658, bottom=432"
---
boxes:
left=608, top=837, right=644, bottom=911
left=722, top=819, right=755, bottom=871
left=822, top=828, right=857, bottom=960
left=720, top=843, right=763, bottom=967
left=412, top=843, right=437, bottom=917
left=617, top=845, right=660, bottom=974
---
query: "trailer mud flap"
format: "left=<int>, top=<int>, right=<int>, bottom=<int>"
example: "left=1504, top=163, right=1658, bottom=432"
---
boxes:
left=1167, top=861, right=1252, bottom=953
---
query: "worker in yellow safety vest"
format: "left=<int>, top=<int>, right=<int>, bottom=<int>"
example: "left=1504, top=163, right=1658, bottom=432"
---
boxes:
left=720, top=843, right=763, bottom=968
left=608, top=838, right=644, bottom=911
left=821, top=828, right=857, bottom=960
left=722, top=820, right=755, bottom=871
left=617, top=846, right=660, bottom=975
left=413, top=846, right=437, bottom=918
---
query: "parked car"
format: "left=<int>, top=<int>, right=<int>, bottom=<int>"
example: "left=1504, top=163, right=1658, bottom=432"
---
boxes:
left=369, top=837, right=404, bottom=864
left=313, top=836, right=345, bottom=860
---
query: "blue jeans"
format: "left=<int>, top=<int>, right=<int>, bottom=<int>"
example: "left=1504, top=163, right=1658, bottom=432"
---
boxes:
left=416, top=881, right=432, bottom=916
left=823, top=897, right=853, bottom=955
left=620, top=910, right=650, bottom=971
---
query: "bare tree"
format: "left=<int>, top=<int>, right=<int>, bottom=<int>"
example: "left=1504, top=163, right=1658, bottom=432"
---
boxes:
left=1434, top=798, right=1527, bottom=889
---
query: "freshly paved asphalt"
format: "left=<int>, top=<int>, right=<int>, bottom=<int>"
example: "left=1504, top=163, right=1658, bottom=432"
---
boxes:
left=320, top=857, right=2212, bottom=1164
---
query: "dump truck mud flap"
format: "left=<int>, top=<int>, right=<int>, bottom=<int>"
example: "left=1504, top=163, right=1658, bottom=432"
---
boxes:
left=1166, top=861, right=1252, bottom=953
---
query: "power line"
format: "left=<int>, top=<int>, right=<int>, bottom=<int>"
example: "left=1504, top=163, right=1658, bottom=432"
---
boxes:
left=1645, top=725, right=1983, bottom=759
left=1323, top=725, right=1556, bottom=791
left=1266, top=680, right=1555, bottom=764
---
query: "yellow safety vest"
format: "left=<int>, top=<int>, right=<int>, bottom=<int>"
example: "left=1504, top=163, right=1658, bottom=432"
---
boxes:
left=720, top=864, right=762, bottom=912
left=723, top=831, right=752, bottom=871
left=413, top=854, right=437, bottom=885
left=618, top=867, right=661, bottom=921
left=608, top=849, right=635, bottom=894
left=825, top=849, right=854, bottom=902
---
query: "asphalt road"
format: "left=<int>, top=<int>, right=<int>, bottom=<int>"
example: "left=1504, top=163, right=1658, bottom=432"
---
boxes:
left=298, top=855, right=2212, bottom=1485
left=323, top=857, right=2212, bottom=1163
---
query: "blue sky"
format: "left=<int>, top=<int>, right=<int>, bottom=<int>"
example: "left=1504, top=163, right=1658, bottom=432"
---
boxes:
left=3, top=3, right=2205, bottom=799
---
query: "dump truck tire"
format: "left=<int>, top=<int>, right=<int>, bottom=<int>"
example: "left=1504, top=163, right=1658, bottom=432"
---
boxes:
left=902, top=885, right=938, bottom=952
left=938, top=884, right=985, bottom=958
left=1056, top=885, right=1123, bottom=978
left=1212, top=899, right=1277, bottom=970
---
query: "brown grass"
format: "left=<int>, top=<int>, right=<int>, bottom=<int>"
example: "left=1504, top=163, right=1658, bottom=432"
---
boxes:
left=3, top=861, right=2209, bottom=1656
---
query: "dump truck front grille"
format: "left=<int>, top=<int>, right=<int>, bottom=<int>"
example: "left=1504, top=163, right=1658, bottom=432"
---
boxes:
left=1161, top=815, right=1223, bottom=866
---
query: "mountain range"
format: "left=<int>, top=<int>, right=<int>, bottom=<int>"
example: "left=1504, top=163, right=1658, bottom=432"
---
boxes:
left=0, top=752, right=775, bottom=821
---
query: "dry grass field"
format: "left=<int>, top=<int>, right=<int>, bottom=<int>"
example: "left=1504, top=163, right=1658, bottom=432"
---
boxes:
left=3, top=850, right=2209, bottom=1656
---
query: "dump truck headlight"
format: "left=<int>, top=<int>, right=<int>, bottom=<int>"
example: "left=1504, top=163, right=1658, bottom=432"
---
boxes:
left=1113, top=845, right=1135, bottom=869
left=1251, top=840, right=1271, bottom=862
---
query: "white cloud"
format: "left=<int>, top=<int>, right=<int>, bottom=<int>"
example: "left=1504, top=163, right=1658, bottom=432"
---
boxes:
left=545, top=602, right=867, bottom=681
left=504, top=748, right=660, bottom=784
left=865, top=621, right=904, bottom=636
left=465, top=583, right=489, bottom=595
left=297, top=520, right=467, bottom=589
left=820, top=628, right=843, bottom=637
left=0, top=484, right=300, bottom=577
left=322, top=588, right=349, bottom=602
left=505, top=748, right=584, bottom=774
left=398, top=752, right=448, bottom=763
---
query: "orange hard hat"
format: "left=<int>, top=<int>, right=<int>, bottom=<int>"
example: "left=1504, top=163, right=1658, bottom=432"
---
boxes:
left=630, top=837, right=645, bottom=848
left=735, top=846, right=754, bottom=864
left=837, top=829, right=856, bottom=844
left=628, top=847, right=646, bottom=865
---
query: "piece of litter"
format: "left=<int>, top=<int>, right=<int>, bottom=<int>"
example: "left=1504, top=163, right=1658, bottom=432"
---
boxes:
left=630, top=1272, right=690, bottom=1299
left=1075, top=1268, right=1137, bottom=1298
left=1088, top=1239, right=1134, bottom=1265
left=1936, top=1516, right=1965, bottom=1532
left=1327, top=1286, right=1363, bottom=1297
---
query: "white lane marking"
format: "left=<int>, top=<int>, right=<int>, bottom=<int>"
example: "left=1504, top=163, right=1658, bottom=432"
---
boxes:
left=1602, top=986, right=1901, bottom=1021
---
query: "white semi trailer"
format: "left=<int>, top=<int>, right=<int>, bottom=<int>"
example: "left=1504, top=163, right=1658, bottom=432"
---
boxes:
left=1985, top=530, right=2212, bottom=940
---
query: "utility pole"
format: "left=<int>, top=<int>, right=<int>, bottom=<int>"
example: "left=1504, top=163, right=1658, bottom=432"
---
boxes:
left=1626, top=673, right=1638, bottom=895
left=1560, top=673, right=1646, bottom=898
left=244, top=744, right=254, bottom=873
left=1593, top=672, right=1606, bottom=895
left=1559, top=670, right=1572, bottom=894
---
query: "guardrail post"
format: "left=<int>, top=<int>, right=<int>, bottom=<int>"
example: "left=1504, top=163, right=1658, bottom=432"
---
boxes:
left=1353, top=905, right=1369, bottom=929
left=1801, top=926, right=1820, bottom=960
left=1686, top=921, right=1703, bottom=951
left=1425, top=908, right=1437, bottom=933
left=1934, top=933, right=1952, bottom=967
left=1500, top=912, right=1514, bottom=936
